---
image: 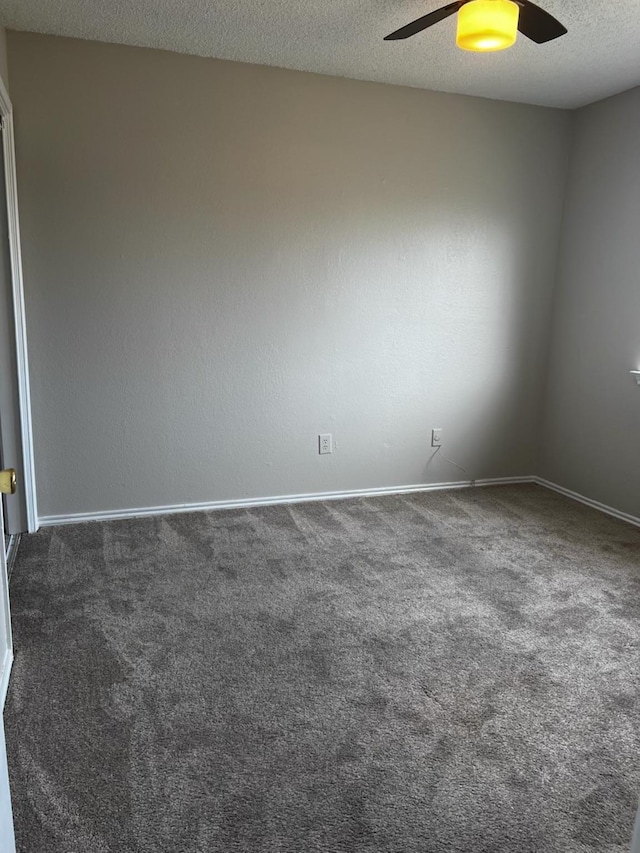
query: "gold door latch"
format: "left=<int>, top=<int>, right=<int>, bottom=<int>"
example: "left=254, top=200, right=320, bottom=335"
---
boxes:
left=0, top=468, right=16, bottom=495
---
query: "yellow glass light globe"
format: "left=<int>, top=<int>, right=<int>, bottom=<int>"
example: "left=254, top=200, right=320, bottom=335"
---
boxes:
left=456, top=0, right=520, bottom=52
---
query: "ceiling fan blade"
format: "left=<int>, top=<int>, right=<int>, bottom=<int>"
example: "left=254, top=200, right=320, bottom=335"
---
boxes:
left=384, top=2, right=460, bottom=41
left=516, top=0, right=567, bottom=43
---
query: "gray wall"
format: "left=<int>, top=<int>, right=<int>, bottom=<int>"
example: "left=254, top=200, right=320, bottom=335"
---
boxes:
left=7, top=32, right=571, bottom=519
left=0, top=28, right=8, bottom=93
left=540, top=87, right=640, bottom=518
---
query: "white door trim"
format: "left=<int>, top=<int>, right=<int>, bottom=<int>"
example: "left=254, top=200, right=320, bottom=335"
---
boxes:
left=0, top=716, right=16, bottom=853
left=0, top=648, right=12, bottom=710
left=0, top=76, right=38, bottom=532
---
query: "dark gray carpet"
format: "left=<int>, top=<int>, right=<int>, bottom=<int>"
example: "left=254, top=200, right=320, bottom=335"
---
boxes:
left=5, top=484, right=640, bottom=852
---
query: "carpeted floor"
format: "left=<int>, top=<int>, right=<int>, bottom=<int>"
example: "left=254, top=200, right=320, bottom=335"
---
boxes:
left=5, top=484, right=640, bottom=852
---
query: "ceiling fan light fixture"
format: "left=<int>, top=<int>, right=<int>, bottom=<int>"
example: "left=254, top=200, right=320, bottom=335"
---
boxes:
left=456, top=0, right=520, bottom=52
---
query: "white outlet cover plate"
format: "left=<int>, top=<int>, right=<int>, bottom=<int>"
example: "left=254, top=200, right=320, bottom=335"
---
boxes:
left=319, top=434, right=333, bottom=454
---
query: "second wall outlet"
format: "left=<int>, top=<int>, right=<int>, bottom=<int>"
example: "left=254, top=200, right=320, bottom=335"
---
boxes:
left=319, top=434, right=333, bottom=455
left=431, top=428, right=443, bottom=447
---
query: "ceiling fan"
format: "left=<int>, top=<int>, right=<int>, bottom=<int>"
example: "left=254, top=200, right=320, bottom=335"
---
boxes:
left=384, top=0, right=567, bottom=52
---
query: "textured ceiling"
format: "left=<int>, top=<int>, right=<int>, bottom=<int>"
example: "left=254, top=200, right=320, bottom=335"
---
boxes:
left=0, top=0, right=638, bottom=108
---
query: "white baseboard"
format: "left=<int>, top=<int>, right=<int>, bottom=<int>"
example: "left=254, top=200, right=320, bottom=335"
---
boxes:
left=35, top=476, right=640, bottom=532
left=37, top=476, right=536, bottom=528
left=533, top=477, right=640, bottom=530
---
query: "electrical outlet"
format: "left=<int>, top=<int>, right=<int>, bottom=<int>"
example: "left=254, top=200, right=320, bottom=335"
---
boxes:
left=431, top=428, right=443, bottom=447
left=319, top=434, right=333, bottom=455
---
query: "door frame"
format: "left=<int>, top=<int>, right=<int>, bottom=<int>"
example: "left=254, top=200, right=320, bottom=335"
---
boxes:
left=0, top=76, right=38, bottom=533
left=0, top=496, right=11, bottom=708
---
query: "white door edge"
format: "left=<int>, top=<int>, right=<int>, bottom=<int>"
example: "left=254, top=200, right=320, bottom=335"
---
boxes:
left=0, top=74, right=38, bottom=533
